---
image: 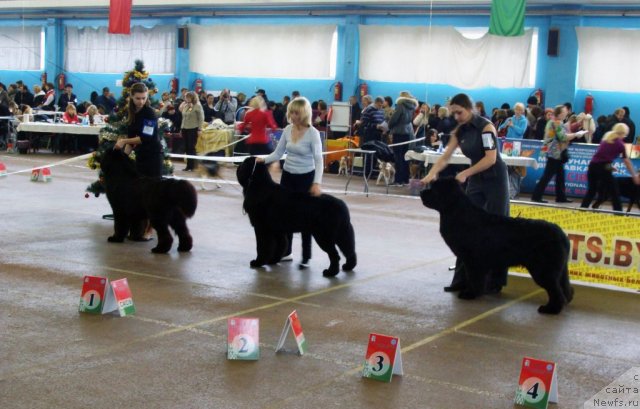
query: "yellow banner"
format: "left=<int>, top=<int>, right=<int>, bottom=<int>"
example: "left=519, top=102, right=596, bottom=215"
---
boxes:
left=511, top=204, right=640, bottom=291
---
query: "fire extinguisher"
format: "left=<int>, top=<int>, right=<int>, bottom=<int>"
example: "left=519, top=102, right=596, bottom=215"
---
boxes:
left=169, top=77, right=179, bottom=93
left=56, top=73, right=66, bottom=90
left=359, top=82, right=368, bottom=98
left=532, top=88, right=544, bottom=107
left=40, top=72, right=47, bottom=86
left=331, top=81, right=342, bottom=101
left=193, top=78, right=203, bottom=94
left=585, top=93, right=594, bottom=115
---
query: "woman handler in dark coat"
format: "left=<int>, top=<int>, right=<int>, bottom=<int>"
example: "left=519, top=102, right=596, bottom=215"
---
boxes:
left=114, top=83, right=163, bottom=177
left=421, top=93, right=509, bottom=294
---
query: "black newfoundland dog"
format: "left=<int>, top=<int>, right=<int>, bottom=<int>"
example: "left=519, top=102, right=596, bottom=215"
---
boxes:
left=100, top=149, right=198, bottom=253
left=236, top=156, right=357, bottom=277
left=420, top=177, right=573, bottom=314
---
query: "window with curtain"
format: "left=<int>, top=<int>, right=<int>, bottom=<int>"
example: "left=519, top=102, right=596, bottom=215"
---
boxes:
left=577, top=27, right=640, bottom=93
left=0, top=26, right=42, bottom=71
left=189, top=24, right=337, bottom=79
left=359, top=25, right=534, bottom=89
left=65, top=25, right=176, bottom=74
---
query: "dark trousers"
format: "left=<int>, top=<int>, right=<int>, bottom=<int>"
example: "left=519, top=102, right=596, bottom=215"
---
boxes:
left=248, top=142, right=273, bottom=156
left=182, top=127, right=198, bottom=170
left=581, top=162, right=621, bottom=211
left=392, top=134, right=410, bottom=184
left=280, top=169, right=315, bottom=260
left=531, top=157, right=568, bottom=201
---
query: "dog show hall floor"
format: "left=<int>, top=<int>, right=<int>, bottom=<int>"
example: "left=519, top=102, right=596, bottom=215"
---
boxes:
left=1, top=153, right=639, bottom=409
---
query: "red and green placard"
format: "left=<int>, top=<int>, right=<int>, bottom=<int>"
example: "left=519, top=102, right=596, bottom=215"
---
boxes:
left=275, top=310, right=307, bottom=355
left=78, top=275, right=134, bottom=316
left=30, top=167, right=52, bottom=182
left=362, top=333, right=403, bottom=382
left=514, top=357, right=558, bottom=409
left=227, top=318, right=260, bottom=360
left=79, top=276, right=117, bottom=314
left=111, top=278, right=136, bottom=317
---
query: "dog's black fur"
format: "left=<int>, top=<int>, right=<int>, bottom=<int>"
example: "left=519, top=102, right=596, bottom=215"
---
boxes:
left=420, top=177, right=573, bottom=314
left=100, top=149, right=198, bottom=253
left=592, top=175, right=640, bottom=212
left=236, top=156, right=356, bottom=277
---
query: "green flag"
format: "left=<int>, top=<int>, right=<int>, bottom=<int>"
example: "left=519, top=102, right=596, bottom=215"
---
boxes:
left=489, top=0, right=526, bottom=37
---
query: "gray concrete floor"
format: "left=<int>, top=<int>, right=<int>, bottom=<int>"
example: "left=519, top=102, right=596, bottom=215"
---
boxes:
left=1, top=152, right=639, bottom=409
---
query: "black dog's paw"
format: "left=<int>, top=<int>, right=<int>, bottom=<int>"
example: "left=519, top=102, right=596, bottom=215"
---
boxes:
left=108, top=236, right=125, bottom=243
left=565, top=286, right=575, bottom=304
left=342, top=255, right=357, bottom=271
left=177, top=236, right=193, bottom=252
left=250, top=259, right=266, bottom=268
left=151, top=245, right=171, bottom=254
left=322, top=267, right=340, bottom=278
left=538, top=304, right=562, bottom=314
left=458, top=290, right=479, bottom=300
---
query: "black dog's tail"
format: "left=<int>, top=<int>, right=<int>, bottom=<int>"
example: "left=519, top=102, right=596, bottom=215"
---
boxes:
left=171, top=180, right=198, bottom=218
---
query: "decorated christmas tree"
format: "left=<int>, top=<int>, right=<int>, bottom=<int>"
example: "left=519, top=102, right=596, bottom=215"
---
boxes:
left=86, top=60, right=173, bottom=196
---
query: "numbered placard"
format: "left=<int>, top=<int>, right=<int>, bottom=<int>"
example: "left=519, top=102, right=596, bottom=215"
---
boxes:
left=110, top=278, right=136, bottom=317
left=30, top=167, right=52, bottom=183
left=275, top=310, right=307, bottom=355
left=227, top=318, right=260, bottom=360
left=362, top=333, right=403, bottom=382
left=78, top=275, right=134, bottom=316
left=79, top=276, right=117, bottom=314
left=514, top=357, right=558, bottom=409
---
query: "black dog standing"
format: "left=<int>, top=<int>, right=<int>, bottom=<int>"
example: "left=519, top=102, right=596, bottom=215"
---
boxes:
left=421, top=178, right=573, bottom=314
left=236, top=156, right=357, bottom=277
left=101, top=149, right=198, bottom=253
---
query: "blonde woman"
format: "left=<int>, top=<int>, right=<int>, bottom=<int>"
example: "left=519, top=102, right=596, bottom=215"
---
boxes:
left=580, top=123, right=640, bottom=211
left=257, top=97, right=323, bottom=268
left=85, top=105, right=104, bottom=125
left=239, top=95, right=278, bottom=155
left=179, top=91, right=204, bottom=171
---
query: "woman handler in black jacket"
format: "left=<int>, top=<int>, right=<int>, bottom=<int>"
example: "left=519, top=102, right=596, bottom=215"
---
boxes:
left=114, top=83, right=163, bottom=177
left=421, top=93, right=509, bottom=294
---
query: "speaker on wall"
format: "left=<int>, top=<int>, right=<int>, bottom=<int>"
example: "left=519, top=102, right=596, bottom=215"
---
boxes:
left=178, top=27, right=189, bottom=49
left=547, top=28, right=559, bottom=57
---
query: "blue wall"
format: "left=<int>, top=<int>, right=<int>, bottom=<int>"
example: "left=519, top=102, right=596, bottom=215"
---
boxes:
left=3, top=9, right=640, bottom=130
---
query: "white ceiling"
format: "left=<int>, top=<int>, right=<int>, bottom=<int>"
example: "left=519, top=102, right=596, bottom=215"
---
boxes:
left=0, top=0, right=639, bottom=9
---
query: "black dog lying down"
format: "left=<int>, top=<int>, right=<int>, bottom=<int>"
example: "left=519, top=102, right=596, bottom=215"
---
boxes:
left=100, top=149, right=198, bottom=253
left=236, top=156, right=357, bottom=277
left=592, top=175, right=640, bottom=212
left=420, top=177, right=573, bottom=314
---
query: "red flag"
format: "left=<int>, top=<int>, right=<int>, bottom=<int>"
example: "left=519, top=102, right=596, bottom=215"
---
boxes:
left=108, top=0, right=132, bottom=35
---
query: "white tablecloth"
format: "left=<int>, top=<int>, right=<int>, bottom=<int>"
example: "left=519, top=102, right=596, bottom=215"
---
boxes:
left=404, top=150, right=538, bottom=169
left=17, top=122, right=104, bottom=135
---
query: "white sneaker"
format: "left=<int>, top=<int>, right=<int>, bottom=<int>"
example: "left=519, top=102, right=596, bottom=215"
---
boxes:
left=280, top=254, right=293, bottom=262
left=298, top=259, right=310, bottom=269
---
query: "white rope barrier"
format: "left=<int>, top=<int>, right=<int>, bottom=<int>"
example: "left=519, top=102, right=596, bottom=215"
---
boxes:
left=1, top=152, right=92, bottom=176
left=388, top=136, right=426, bottom=148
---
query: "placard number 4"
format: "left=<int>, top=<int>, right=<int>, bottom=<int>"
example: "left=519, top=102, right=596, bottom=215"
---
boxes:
left=527, top=382, right=539, bottom=400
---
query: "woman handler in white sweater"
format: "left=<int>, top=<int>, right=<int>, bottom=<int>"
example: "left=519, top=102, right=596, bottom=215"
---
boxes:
left=257, top=97, right=323, bottom=269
